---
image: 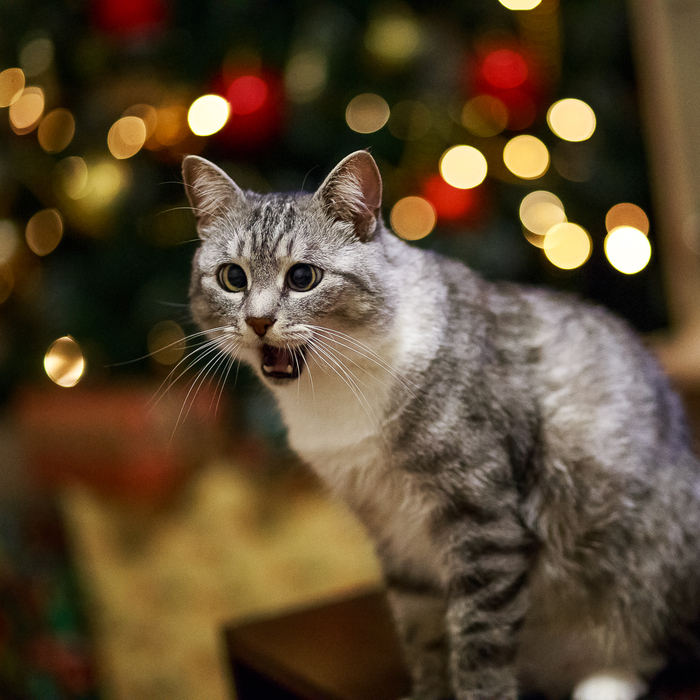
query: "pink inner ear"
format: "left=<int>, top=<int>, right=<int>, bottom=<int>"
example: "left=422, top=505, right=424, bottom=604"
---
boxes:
left=351, top=154, right=382, bottom=216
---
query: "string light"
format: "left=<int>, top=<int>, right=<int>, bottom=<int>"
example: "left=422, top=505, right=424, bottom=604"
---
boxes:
left=519, top=191, right=566, bottom=247
left=227, top=75, right=268, bottom=115
left=390, top=197, right=436, bottom=240
left=25, top=208, right=63, bottom=256
left=439, top=145, right=488, bottom=189
left=605, top=203, right=649, bottom=236
left=503, top=135, right=549, bottom=179
left=285, top=49, right=328, bottom=103
left=38, top=108, right=75, bottom=153
left=107, top=116, right=147, bottom=159
left=365, top=10, right=421, bottom=66
left=543, top=222, right=592, bottom=270
left=0, top=68, right=25, bottom=107
left=498, top=0, right=542, bottom=8
left=44, top=336, right=85, bottom=387
left=547, top=98, right=596, bottom=142
left=345, top=93, right=390, bottom=133
left=605, top=226, right=651, bottom=274
left=9, top=86, right=44, bottom=134
left=19, top=36, right=54, bottom=77
left=187, top=95, right=230, bottom=136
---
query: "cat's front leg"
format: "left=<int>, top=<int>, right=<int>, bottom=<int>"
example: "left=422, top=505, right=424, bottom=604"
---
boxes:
left=386, top=580, right=451, bottom=700
left=444, top=519, right=532, bottom=700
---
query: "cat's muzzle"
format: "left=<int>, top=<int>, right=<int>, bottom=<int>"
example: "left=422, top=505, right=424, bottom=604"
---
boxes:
left=261, top=344, right=306, bottom=380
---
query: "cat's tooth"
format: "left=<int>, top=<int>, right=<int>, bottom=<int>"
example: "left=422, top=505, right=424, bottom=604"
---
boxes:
left=263, top=365, right=274, bottom=373
left=286, top=365, right=293, bottom=374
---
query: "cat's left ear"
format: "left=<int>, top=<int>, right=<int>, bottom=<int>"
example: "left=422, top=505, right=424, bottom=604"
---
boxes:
left=314, top=150, right=382, bottom=242
left=182, top=155, right=246, bottom=237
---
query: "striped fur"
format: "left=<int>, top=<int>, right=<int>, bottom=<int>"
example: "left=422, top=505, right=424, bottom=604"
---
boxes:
left=184, top=152, right=700, bottom=700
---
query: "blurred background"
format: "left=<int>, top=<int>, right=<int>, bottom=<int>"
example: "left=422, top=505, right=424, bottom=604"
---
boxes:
left=1, top=0, right=700, bottom=698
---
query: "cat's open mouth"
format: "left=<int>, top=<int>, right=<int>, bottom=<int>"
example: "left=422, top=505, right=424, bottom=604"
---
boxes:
left=260, top=344, right=306, bottom=380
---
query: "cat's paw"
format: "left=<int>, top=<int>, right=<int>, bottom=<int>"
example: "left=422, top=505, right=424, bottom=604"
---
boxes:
left=572, top=673, right=647, bottom=700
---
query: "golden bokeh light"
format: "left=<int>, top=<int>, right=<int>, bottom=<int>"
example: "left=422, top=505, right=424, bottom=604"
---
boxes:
left=148, top=320, right=187, bottom=366
left=390, top=196, right=437, bottom=240
left=345, top=93, right=390, bottom=134
left=498, top=0, right=542, bottom=8
left=0, top=221, right=20, bottom=265
left=123, top=104, right=158, bottom=141
left=285, top=49, right=328, bottom=103
left=0, top=68, right=25, bottom=107
left=519, top=191, right=566, bottom=247
left=187, top=94, right=230, bottom=136
left=605, top=203, right=649, bottom=236
left=108, top=116, right=147, bottom=159
left=461, top=95, right=508, bottom=137
left=26, top=208, right=63, bottom=256
left=58, top=156, right=90, bottom=199
left=38, top=108, right=76, bottom=153
left=503, top=135, right=550, bottom=179
left=604, top=226, right=652, bottom=274
left=365, top=11, right=421, bottom=65
left=547, top=98, right=596, bottom=142
left=152, top=104, right=188, bottom=147
left=9, top=86, right=45, bottom=134
left=388, top=100, right=432, bottom=141
left=0, top=265, right=13, bottom=304
left=86, top=161, right=126, bottom=208
left=440, top=145, right=488, bottom=189
left=44, top=336, right=85, bottom=388
left=543, top=222, right=592, bottom=270
left=19, top=36, right=54, bottom=77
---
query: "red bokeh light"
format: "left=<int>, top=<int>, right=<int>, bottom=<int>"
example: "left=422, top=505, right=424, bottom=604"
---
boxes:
left=422, top=174, right=482, bottom=223
left=227, top=75, right=269, bottom=115
left=481, top=49, right=528, bottom=90
left=91, top=0, right=167, bottom=36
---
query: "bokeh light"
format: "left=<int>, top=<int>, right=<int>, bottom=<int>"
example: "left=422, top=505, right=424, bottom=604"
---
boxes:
left=152, top=104, right=188, bottom=148
left=365, top=10, right=421, bottom=66
left=148, top=320, right=186, bottom=365
left=38, top=108, right=75, bottom=153
left=345, top=93, right=390, bottom=134
left=543, top=222, right=592, bottom=270
left=390, top=196, right=437, bottom=240
left=482, top=49, right=528, bottom=90
left=0, top=221, right=20, bottom=265
left=547, top=98, right=596, bottom=142
left=461, top=95, right=508, bottom=137
left=58, top=156, right=90, bottom=199
left=187, top=94, right=230, bottom=136
left=498, top=0, right=542, bottom=8
left=0, top=68, right=25, bottom=107
left=19, top=36, right=54, bottom=77
left=605, top=226, right=652, bottom=274
left=605, top=203, right=649, bottom=236
left=439, top=145, right=488, bottom=189
left=519, top=191, right=566, bottom=247
left=26, top=208, right=63, bottom=256
left=503, top=135, right=549, bottom=179
left=227, top=75, right=268, bottom=115
left=285, top=49, right=328, bottom=103
left=9, top=86, right=44, bottom=134
left=44, top=336, right=85, bottom=387
left=108, top=116, right=147, bottom=159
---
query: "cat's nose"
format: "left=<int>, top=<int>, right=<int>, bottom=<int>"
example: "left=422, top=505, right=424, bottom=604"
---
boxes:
left=246, top=316, right=275, bottom=337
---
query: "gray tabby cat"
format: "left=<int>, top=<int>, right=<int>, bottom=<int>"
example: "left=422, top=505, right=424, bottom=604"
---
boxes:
left=183, top=150, right=700, bottom=700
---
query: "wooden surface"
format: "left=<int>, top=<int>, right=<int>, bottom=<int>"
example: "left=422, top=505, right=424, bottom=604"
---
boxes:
left=225, top=588, right=411, bottom=700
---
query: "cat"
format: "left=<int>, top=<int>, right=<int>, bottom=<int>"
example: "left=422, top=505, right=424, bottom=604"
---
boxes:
left=182, top=150, right=700, bottom=700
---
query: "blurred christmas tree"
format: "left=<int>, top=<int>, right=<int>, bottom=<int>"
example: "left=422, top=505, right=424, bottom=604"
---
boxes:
left=0, top=0, right=663, bottom=411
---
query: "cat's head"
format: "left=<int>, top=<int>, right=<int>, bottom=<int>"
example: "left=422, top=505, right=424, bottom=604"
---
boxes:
left=183, top=151, right=396, bottom=385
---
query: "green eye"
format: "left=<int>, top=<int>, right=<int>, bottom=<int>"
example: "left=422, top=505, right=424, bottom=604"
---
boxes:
left=217, top=264, right=247, bottom=292
left=287, top=263, right=322, bottom=292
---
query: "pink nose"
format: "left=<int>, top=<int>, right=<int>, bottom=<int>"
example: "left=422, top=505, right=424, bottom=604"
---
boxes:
left=246, top=317, right=275, bottom=337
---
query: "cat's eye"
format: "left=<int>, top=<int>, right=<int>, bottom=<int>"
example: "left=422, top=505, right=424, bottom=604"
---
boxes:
left=287, top=263, right=322, bottom=292
left=217, top=263, right=247, bottom=292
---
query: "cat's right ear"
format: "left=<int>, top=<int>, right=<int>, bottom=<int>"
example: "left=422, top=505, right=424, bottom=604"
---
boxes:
left=182, top=155, right=246, bottom=237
